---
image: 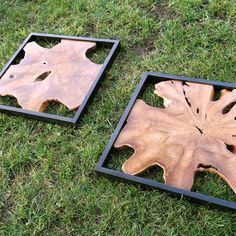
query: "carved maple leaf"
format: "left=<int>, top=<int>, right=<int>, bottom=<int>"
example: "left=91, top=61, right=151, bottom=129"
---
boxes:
left=114, top=80, right=236, bottom=193
left=0, top=40, right=102, bottom=112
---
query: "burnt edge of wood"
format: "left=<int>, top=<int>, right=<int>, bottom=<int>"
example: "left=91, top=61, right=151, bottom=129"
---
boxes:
left=96, top=72, right=236, bottom=212
left=0, top=32, right=120, bottom=125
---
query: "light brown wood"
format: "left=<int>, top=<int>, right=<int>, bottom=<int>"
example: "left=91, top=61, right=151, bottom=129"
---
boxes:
left=0, top=40, right=102, bottom=112
left=115, top=80, right=236, bottom=193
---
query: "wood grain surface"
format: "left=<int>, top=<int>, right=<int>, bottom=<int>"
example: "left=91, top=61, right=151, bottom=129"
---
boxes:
left=0, top=40, right=102, bottom=112
left=115, top=80, right=236, bottom=193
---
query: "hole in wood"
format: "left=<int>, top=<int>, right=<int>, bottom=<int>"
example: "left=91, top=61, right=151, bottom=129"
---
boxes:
left=182, top=87, right=192, bottom=107
left=225, top=143, right=235, bottom=153
left=195, top=126, right=203, bottom=134
left=185, top=96, right=191, bottom=107
left=182, top=81, right=189, bottom=86
left=222, top=101, right=236, bottom=114
left=34, top=71, right=51, bottom=82
left=197, top=163, right=218, bottom=170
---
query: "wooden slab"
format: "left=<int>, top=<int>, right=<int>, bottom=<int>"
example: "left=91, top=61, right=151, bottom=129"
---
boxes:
left=0, top=40, right=102, bottom=112
left=115, top=80, right=236, bottom=194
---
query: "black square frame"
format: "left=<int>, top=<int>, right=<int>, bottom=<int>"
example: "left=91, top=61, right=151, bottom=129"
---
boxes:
left=96, top=72, right=236, bottom=211
left=0, top=32, right=120, bottom=125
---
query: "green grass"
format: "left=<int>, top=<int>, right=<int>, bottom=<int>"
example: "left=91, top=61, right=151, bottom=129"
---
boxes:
left=0, top=0, right=236, bottom=235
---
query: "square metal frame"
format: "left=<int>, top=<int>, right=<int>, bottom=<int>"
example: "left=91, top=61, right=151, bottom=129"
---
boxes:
left=96, top=72, right=236, bottom=211
left=0, top=32, right=120, bottom=125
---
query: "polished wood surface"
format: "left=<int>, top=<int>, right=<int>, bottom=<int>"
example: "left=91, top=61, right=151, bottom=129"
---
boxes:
left=115, top=80, right=236, bottom=193
left=0, top=40, right=102, bottom=112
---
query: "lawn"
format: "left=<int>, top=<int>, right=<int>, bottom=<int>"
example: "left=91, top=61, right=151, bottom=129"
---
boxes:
left=0, top=0, right=236, bottom=235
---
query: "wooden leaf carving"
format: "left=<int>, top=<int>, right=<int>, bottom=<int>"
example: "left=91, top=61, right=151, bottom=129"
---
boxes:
left=114, top=80, right=236, bottom=193
left=0, top=40, right=102, bottom=112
